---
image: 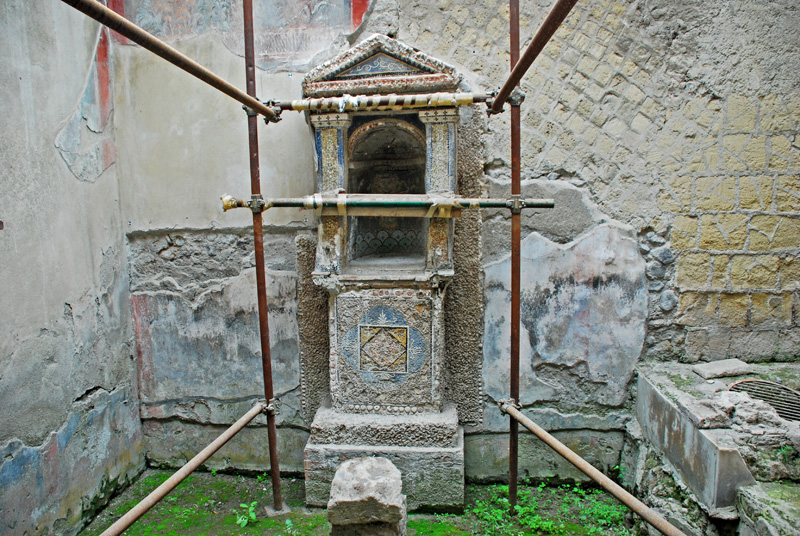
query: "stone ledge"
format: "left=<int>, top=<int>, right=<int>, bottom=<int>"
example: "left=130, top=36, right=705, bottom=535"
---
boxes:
left=310, top=403, right=460, bottom=448
left=692, top=358, right=755, bottom=379
left=636, top=368, right=756, bottom=510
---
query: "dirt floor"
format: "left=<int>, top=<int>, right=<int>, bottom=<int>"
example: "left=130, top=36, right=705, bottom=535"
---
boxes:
left=81, top=469, right=636, bottom=535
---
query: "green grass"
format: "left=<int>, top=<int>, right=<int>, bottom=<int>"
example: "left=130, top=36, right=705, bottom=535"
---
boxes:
left=407, top=517, right=472, bottom=535
left=465, top=480, right=632, bottom=536
left=81, top=471, right=634, bottom=535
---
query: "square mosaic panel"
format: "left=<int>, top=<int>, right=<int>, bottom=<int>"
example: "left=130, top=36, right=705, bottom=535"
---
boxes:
left=359, top=325, right=408, bottom=373
left=333, top=290, right=444, bottom=412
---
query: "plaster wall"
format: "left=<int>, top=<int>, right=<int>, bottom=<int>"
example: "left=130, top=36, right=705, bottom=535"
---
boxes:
left=113, top=19, right=317, bottom=473
left=0, top=2, right=143, bottom=534
left=113, top=35, right=315, bottom=231
left=105, top=0, right=800, bottom=485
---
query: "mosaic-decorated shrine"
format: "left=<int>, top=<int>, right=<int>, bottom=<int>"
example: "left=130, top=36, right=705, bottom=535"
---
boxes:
left=302, top=35, right=466, bottom=509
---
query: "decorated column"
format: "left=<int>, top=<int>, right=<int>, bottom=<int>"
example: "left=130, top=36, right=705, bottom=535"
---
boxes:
left=310, top=113, right=351, bottom=273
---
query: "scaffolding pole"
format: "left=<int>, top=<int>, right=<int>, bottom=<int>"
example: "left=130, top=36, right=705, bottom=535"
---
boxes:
left=509, top=0, right=522, bottom=510
left=492, top=0, right=580, bottom=113
left=242, top=0, right=283, bottom=511
left=99, top=403, right=267, bottom=536
left=500, top=402, right=688, bottom=536
left=220, top=193, right=555, bottom=214
left=276, top=92, right=488, bottom=112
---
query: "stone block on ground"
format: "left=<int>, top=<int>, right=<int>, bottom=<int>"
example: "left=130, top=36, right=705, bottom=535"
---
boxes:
left=328, top=457, right=407, bottom=536
left=636, top=369, right=756, bottom=509
left=692, top=358, right=755, bottom=379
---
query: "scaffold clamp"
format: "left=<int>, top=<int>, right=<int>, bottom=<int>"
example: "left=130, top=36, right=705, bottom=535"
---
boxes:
left=249, top=194, right=267, bottom=213
left=508, top=87, right=526, bottom=107
left=498, top=398, right=521, bottom=413
left=264, top=398, right=280, bottom=416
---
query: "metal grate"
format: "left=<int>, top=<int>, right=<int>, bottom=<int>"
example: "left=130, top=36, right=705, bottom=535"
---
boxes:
left=729, top=379, right=800, bottom=421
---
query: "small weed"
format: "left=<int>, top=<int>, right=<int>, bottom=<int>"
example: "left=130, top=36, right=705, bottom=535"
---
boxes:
left=408, top=517, right=471, bottom=535
left=233, top=501, right=258, bottom=528
left=611, top=465, right=628, bottom=485
left=467, top=481, right=631, bottom=536
left=281, top=518, right=299, bottom=535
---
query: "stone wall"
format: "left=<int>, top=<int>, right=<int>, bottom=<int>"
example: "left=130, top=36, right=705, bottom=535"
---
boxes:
left=667, top=98, right=800, bottom=361
left=364, top=0, right=800, bottom=357
left=0, top=3, right=143, bottom=534
left=128, top=230, right=309, bottom=472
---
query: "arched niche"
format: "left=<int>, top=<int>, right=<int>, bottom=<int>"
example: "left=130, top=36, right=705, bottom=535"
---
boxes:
left=346, top=116, right=427, bottom=267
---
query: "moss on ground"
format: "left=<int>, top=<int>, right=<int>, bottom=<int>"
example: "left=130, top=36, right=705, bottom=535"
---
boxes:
left=81, top=470, right=635, bottom=535
left=765, top=481, right=800, bottom=514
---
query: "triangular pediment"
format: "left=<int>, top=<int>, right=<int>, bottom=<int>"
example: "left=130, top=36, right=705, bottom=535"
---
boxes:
left=336, top=52, right=426, bottom=80
left=303, top=34, right=461, bottom=98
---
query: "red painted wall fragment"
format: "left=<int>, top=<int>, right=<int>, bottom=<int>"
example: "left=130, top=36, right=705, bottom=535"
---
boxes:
left=352, top=0, right=370, bottom=28
left=106, top=0, right=130, bottom=44
left=131, top=294, right=155, bottom=402
left=96, top=29, right=112, bottom=129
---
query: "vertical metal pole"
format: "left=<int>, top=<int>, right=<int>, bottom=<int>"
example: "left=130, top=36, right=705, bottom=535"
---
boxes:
left=242, top=0, right=283, bottom=511
left=509, top=0, right=521, bottom=511
left=491, top=0, right=580, bottom=113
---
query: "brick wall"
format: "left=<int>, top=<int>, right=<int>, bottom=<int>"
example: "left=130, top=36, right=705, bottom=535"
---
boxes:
left=363, top=0, right=800, bottom=363
left=666, top=95, right=800, bottom=361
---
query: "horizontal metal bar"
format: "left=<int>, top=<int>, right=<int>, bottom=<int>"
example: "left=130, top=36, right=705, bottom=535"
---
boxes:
left=500, top=402, right=687, bottom=536
left=59, top=0, right=279, bottom=122
left=221, top=193, right=554, bottom=214
left=278, top=92, right=488, bottom=112
left=99, top=403, right=266, bottom=536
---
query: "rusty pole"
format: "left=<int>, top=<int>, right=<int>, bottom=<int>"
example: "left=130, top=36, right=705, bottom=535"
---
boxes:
left=492, top=0, right=580, bottom=113
left=508, top=0, right=521, bottom=511
left=58, top=0, right=279, bottom=122
left=99, top=403, right=266, bottom=536
left=501, top=403, right=688, bottom=536
left=242, top=0, right=283, bottom=511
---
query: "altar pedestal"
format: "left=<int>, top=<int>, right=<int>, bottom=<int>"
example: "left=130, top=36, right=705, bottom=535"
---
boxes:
left=300, top=34, right=466, bottom=510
